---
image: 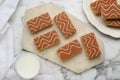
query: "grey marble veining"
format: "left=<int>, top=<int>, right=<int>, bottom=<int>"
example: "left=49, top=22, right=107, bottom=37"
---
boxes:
left=7, top=0, right=120, bottom=80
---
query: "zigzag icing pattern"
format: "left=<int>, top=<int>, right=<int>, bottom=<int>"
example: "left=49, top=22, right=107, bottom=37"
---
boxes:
left=27, top=13, right=52, bottom=33
left=81, top=33, right=101, bottom=59
left=106, top=19, right=120, bottom=27
left=101, top=2, right=120, bottom=19
left=90, top=0, right=117, bottom=15
left=57, top=39, right=82, bottom=61
left=54, top=12, right=76, bottom=38
left=90, top=1, right=101, bottom=15
left=34, top=30, right=60, bottom=51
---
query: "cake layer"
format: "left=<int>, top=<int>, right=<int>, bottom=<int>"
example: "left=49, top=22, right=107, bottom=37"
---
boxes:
left=34, top=30, right=60, bottom=51
left=90, top=0, right=101, bottom=15
left=101, top=2, right=120, bottom=19
left=106, top=19, right=120, bottom=27
left=27, top=13, right=52, bottom=33
left=57, top=39, right=82, bottom=61
left=81, top=33, right=101, bottom=59
left=90, top=0, right=117, bottom=15
left=54, top=12, right=76, bottom=38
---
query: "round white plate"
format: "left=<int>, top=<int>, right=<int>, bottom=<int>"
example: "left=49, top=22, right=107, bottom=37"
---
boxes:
left=83, top=0, right=120, bottom=38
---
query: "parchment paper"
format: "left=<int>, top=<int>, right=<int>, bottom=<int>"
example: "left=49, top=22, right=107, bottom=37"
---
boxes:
left=22, top=3, right=104, bottom=73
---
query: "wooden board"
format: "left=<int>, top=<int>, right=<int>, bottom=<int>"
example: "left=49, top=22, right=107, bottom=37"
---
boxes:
left=83, top=0, right=120, bottom=38
left=22, top=3, right=104, bottom=73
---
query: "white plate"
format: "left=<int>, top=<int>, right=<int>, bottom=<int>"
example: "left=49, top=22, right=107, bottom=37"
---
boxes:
left=83, top=0, right=120, bottom=38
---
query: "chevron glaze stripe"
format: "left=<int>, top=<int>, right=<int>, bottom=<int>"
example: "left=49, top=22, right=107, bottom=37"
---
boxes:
left=54, top=12, right=76, bottom=38
left=106, top=19, right=120, bottom=27
left=81, top=33, right=101, bottom=59
left=101, top=2, right=120, bottom=19
left=34, top=30, right=60, bottom=51
left=27, top=13, right=52, bottom=33
left=90, top=1, right=101, bottom=15
left=57, top=39, right=82, bottom=61
left=90, top=0, right=117, bottom=15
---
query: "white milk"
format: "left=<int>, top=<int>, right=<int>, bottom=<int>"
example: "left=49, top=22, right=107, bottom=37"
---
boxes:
left=15, top=53, right=40, bottom=79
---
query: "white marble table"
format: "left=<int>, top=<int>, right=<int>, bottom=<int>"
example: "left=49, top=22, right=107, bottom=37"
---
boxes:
left=8, top=0, right=120, bottom=80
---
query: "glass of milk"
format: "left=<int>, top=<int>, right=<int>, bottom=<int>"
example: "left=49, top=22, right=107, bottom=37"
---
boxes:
left=14, top=53, right=40, bottom=79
